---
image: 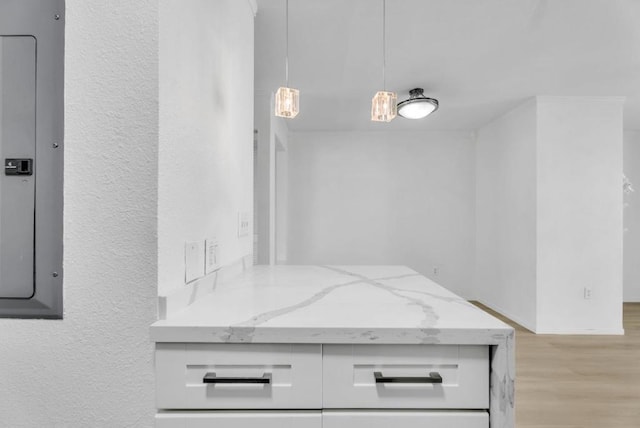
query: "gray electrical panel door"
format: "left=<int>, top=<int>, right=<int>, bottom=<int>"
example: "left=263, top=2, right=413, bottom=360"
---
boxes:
left=0, top=37, right=37, bottom=299
left=0, top=0, right=64, bottom=318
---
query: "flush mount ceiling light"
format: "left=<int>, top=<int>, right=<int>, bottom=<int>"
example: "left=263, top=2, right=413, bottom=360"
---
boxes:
left=397, top=88, right=439, bottom=119
left=371, top=0, right=397, bottom=122
left=275, top=0, right=299, bottom=118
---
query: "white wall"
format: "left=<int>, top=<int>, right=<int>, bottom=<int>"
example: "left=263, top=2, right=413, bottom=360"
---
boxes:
left=476, top=97, right=624, bottom=334
left=287, top=131, right=476, bottom=298
left=254, top=93, right=270, bottom=264
left=158, top=0, right=255, bottom=296
left=0, top=1, right=158, bottom=426
left=475, top=99, right=538, bottom=330
left=624, top=131, right=640, bottom=301
left=254, top=92, right=289, bottom=265
left=274, top=119, right=289, bottom=263
left=536, top=97, right=624, bottom=334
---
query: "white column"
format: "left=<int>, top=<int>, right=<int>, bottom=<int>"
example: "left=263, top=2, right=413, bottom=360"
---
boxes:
left=624, top=131, right=640, bottom=301
left=536, top=96, right=624, bottom=334
left=476, top=96, right=625, bottom=334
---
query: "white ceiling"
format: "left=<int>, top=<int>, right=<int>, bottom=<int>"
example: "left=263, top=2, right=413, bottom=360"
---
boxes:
left=255, top=0, right=640, bottom=132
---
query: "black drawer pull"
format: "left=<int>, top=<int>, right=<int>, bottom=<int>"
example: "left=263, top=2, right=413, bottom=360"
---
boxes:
left=374, top=371, right=443, bottom=384
left=203, top=372, right=272, bottom=384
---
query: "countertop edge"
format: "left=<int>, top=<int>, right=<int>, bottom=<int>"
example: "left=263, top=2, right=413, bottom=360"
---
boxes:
left=150, top=325, right=514, bottom=345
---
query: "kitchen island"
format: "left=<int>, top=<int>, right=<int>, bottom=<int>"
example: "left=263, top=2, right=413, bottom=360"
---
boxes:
left=151, top=265, right=514, bottom=427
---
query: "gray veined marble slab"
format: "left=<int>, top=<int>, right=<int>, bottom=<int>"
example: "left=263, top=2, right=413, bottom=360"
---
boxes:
left=151, top=265, right=511, bottom=343
left=151, top=265, right=515, bottom=427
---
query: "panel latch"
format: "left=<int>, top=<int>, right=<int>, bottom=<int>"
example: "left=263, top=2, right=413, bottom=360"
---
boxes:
left=4, top=158, right=33, bottom=176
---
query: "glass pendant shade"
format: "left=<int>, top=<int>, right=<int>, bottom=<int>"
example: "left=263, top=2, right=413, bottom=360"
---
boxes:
left=371, top=91, right=397, bottom=122
left=275, top=86, right=299, bottom=118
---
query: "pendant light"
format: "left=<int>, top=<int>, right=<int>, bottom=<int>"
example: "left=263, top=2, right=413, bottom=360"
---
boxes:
left=397, top=88, right=439, bottom=119
left=371, top=0, right=397, bottom=122
left=275, top=0, right=299, bottom=118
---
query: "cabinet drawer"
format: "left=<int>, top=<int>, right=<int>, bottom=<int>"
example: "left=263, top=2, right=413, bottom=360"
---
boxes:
left=156, top=411, right=321, bottom=428
left=323, top=410, right=488, bottom=428
left=156, top=344, right=322, bottom=409
left=323, top=345, right=489, bottom=409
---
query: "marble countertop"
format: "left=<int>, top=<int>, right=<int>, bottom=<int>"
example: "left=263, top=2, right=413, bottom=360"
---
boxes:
left=150, top=265, right=513, bottom=344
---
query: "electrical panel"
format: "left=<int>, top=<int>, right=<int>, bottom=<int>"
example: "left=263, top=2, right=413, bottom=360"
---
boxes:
left=0, top=0, right=64, bottom=318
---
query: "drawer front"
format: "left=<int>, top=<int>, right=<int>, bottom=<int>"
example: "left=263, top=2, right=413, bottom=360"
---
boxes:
left=156, top=343, right=322, bottom=409
left=323, top=345, right=489, bottom=409
left=156, top=411, right=321, bottom=428
left=323, top=410, right=488, bottom=428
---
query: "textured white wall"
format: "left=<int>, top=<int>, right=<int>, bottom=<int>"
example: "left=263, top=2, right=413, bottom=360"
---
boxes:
left=475, top=99, right=538, bottom=330
left=625, top=131, right=640, bottom=301
left=287, top=131, right=476, bottom=298
left=536, top=97, right=624, bottom=334
left=0, top=1, right=158, bottom=426
left=158, top=0, right=255, bottom=296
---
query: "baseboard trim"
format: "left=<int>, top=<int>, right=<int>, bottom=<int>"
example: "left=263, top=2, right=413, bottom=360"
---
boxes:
left=158, top=254, right=252, bottom=320
left=476, top=299, right=537, bottom=333
left=534, top=327, right=625, bottom=335
left=477, top=299, right=626, bottom=335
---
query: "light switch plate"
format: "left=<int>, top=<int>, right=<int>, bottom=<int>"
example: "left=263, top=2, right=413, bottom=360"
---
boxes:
left=205, top=237, right=220, bottom=274
left=238, top=211, right=250, bottom=237
left=185, top=241, right=205, bottom=284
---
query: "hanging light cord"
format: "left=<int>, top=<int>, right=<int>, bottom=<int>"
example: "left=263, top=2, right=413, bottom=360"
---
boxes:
left=382, top=0, right=386, bottom=91
left=285, top=0, right=290, bottom=87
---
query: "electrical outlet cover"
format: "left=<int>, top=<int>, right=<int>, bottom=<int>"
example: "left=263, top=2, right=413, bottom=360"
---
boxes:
left=205, top=237, right=220, bottom=274
left=238, top=211, right=250, bottom=237
left=185, top=241, right=205, bottom=284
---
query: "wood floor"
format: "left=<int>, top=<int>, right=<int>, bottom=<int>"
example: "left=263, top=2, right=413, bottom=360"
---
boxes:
left=475, top=302, right=640, bottom=428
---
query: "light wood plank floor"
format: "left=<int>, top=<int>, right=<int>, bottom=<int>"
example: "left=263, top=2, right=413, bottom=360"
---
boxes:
left=474, top=302, right=640, bottom=428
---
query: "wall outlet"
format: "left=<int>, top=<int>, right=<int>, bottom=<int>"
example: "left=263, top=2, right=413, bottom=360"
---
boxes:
left=432, top=265, right=440, bottom=276
left=185, top=241, right=205, bottom=284
left=238, top=211, right=250, bottom=237
left=584, top=287, right=593, bottom=300
left=205, top=237, right=220, bottom=274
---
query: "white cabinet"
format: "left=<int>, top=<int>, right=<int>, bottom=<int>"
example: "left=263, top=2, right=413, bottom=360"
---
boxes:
left=156, top=411, right=321, bottom=428
left=322, top=410, right=488, bottom=428
left=155, top=344, right=491, bottom=427
left=155, top=343, right=322, bottom=409
left=323, top=344, right=489, bottom=409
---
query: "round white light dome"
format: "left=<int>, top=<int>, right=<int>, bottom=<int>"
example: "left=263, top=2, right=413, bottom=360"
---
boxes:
left=397, top=88, right=439, bottom=119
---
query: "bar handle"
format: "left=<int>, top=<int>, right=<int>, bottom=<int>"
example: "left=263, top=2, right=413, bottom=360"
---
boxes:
left=374, top=371, right=443, bottom=384
left=203, top=372, right=272, bottom=384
